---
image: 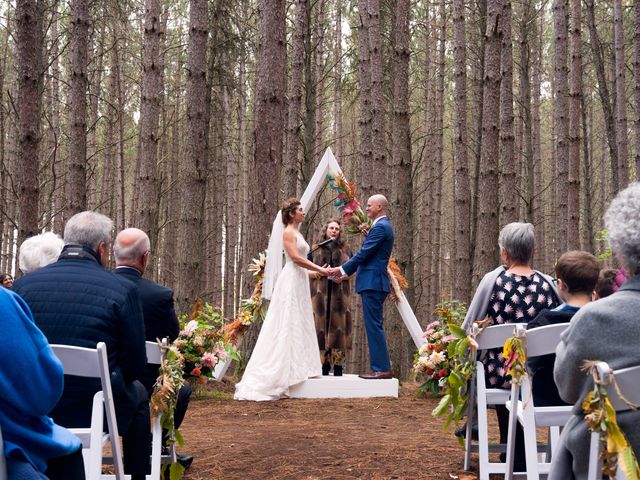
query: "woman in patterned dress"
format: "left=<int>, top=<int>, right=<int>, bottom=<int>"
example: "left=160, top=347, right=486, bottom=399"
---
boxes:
left=463, top=222, right=560, bottom=467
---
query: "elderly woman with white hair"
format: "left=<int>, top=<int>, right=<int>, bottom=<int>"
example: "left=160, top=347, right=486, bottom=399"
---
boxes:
left=549, top=183, right=640, bottom=480
left=19, top=232, right=65, bottom=274
left=461, top=222, right=560, bottom=468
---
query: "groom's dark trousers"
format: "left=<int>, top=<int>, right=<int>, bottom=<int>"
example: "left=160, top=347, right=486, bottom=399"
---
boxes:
left=341, top=216, right=394, bottom=372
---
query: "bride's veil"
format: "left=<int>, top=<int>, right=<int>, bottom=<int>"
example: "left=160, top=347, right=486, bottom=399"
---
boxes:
left=262, top=210, right=284, bottom=300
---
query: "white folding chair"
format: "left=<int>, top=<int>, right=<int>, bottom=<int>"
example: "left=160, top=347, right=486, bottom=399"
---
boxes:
left=0, top=421, right=7, bottom=480
left=145, top=338, right=176, bottom=478
left=586, top=361, right=640, bottom=480
left=504, top=323, right=572, bottom=480
left=464, top=323, right=526, bottom=480
left=50, top=342, right=125, bottom=480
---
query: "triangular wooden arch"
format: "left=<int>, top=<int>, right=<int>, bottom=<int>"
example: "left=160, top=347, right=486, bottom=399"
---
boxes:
left=215, top=148, right=424, bottom=380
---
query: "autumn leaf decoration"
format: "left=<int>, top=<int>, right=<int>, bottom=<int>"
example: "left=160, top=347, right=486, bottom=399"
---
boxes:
left=502, top=327, right=527, bottom=385
left=581, top=361, right=640, bottom=480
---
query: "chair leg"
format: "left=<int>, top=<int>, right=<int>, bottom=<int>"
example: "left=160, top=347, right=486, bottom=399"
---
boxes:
left=463, top=379, right=476, bottom=471
left=504, top=385, right=520, bottom=480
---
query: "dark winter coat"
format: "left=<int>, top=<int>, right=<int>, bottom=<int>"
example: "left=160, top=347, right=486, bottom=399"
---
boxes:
left=309, top=241, right=353, bottom=351
left=114, top=266, right=180, bottom=393
left=13, top=246, right=147, bottom=432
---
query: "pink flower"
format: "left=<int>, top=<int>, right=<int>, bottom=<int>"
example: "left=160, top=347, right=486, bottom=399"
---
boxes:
left=343, top=200, right=360, bottom=215
left=443, top=335, right=456, bottom=343
left=214, top=346, right=228, bottom=361
left=201, top=353, right=217, bottom=368
left=182, top=320, right=198, bottom=336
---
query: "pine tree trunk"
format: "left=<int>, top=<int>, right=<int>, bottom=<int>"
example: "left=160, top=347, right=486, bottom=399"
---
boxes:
left=367, top=0, right=387, bottom=197
left=249, top=0, right=286, bottom=268
left=585, top=0, right=619, bottom=194
left=532, top=7, right=546, bottom=270
left=67, top=0, right=90, bottom=218
left=137, top=0, right=164, bottom=251
left=614, top=0, right=630, bottom=189
left=476, top=0, right=502, bottom=276
left=499, top=0, right=516, bottom=225
left=553, top=0, right=569, bottom=257
left=357, top=0, right=373, bottom=198
left=567, top=0, right=582, bottom=250
left=333, top=0, right=344, bottom=160
left=452, top=0, right=471, bottom=304
left=390, top=0, right=412, bottom=379
left=283, top=0, right=306, bottom=198
left=16, top=0, right=43, bottom=245
left=177, top=0, right=209, bottom=308
left=470, top=0, right=486, bottom=284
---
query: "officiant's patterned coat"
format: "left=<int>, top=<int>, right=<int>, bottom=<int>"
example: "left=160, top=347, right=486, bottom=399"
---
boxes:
left=309, top=241, right=353, bottom=351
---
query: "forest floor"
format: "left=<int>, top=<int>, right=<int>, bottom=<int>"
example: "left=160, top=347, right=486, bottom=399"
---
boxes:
left=176, top=379, right=496, bottom=480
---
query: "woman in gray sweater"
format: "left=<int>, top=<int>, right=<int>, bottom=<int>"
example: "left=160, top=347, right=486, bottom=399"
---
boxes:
left=550, top=182, right=640, bottom=480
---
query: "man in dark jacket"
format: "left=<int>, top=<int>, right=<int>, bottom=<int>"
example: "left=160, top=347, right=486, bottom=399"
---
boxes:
left=113, top=227, right=193, bottom=469
left=13, top=211, right=150, bottom=480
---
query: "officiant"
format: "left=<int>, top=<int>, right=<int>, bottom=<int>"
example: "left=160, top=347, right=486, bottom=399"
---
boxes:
left=308, top=219, right=354, bottom=376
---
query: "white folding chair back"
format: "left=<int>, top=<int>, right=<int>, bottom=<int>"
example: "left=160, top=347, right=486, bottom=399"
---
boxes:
left=145, top=338, right=176, bottom=477
left=51, top=342, right=125, bottom=480
left=0, top=421, right=7, bottom=480
left=505, top=323, right=572, bottom=480
left=464, top=323, right=526, bottom=479
left=586, top=362, right=640, bottom=480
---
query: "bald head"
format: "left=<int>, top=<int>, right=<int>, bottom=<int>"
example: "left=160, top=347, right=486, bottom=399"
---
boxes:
left=114, top=228, right=151, bottom=271
left=365, top=194, right=388, bottom=220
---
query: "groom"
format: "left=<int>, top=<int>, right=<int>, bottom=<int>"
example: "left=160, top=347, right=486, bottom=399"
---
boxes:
left=328, top=194, right=394, bottom=379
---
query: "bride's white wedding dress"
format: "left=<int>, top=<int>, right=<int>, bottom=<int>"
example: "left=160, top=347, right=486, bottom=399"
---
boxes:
left=234, top=231, right=322, bottom=401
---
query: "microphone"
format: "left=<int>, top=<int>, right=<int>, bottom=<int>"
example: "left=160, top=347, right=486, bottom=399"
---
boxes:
left=310, top=237, right=335, bottom=253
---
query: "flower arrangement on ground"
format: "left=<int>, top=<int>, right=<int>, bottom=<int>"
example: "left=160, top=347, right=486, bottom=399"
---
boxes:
left=176, top=301, right=239, bottom=385
left=414, top=301, right=466, bottom=396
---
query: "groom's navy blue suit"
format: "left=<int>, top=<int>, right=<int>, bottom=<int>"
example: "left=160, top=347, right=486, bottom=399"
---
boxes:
left=341, top=216, right=394, bottom=372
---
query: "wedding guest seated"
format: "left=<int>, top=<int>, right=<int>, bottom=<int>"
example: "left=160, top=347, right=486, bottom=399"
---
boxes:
left=592, top=268, right=617, bottom=300
left=526, top=250, right=600, bottom=406
left=19, top=231, right=65, bottom=274
left=113, top=227, right=193, bottom=470
left=0, top=287, right=84, bottom=480
left=462, top=222, right=560, bottom=469
left=1, top=273, right=13, bottom=289
left=549, top=182, right=640, bottom=480
left=13, top=211, right=151, bottom=480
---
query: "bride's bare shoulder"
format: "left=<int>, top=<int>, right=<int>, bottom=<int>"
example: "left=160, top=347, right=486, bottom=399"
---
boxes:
left=283, top=227, right=298, bottom=240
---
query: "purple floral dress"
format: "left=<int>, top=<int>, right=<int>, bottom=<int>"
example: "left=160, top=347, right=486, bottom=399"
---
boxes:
left=483, top=271, right=559, bottom=388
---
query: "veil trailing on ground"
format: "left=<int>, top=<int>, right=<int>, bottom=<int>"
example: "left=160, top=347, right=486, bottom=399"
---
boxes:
left=262, top=211, right=284, bottom=300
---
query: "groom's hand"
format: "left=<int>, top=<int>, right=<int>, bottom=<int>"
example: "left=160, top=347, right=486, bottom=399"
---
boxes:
left=326, top=266, right=342, bottom=277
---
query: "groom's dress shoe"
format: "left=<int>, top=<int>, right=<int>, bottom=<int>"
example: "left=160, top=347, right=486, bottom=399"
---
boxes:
left=359, top=370, right=393, bottom=379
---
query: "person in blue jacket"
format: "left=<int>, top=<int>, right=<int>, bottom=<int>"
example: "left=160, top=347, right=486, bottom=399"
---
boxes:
left=328, top=194, right=395, bottom=379
left=0, top=287, right=84, bottom=479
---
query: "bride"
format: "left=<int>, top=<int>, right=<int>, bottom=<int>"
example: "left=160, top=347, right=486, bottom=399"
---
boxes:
left=234, top=198, right=330, bottom=401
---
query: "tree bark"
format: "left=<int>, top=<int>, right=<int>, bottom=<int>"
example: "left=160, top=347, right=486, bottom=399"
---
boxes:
left=390, top=0, right=412, bottom=379
left=177, top=0, right=209, bottom=307
left=476, top=0, right=502, bottom=276
left=367, top=0, right=387, bottom=197
left=283, top=0, right=307, bottom=198
left=16, top=0, right=44, bottom=245
left=452, top=0, right=471, bottom=304
left=553, top=0, right=569, bottom=257
left=136, top=0, right=165, bottom=252
left=357, top=0, right=373, bottom=198
left=585, top=0, right=619, bottom=194
left=614, top=0, right=630, bottom=189
left=67, top=0, right=90, bottom=218
left=635, top=0, right=640, bottom=180
left=499, top=0, right=516, bottom=225
left=567, top=0, right=582, bottom=249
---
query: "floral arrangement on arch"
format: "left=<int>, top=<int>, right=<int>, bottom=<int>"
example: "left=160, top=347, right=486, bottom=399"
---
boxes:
left=326, top=171, right=409, bottom=299
left=223, top=252, right=268, bottom=345
left=175, top=301, right=240, bottom=385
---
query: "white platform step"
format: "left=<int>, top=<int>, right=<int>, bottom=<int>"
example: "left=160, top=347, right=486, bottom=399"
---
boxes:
left=288, top=373, right=399, bottom=399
